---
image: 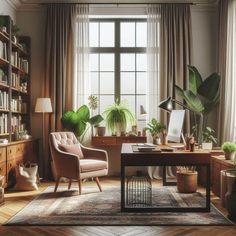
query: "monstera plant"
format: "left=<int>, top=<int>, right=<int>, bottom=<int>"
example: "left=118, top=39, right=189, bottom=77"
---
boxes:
left=61, top=105, right=103, bottom=141
left=175, top=65, right=221, bottom=132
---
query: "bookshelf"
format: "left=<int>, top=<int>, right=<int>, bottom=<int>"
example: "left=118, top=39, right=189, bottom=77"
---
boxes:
left=0, top=15, right=30, bottom=142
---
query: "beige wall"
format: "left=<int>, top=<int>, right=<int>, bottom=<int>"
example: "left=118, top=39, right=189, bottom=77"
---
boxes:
left=0, top=0, right=16, bottom=21
left=191, top=5, right=219, bottom=132
left=16, top=9, right=46, bottom=140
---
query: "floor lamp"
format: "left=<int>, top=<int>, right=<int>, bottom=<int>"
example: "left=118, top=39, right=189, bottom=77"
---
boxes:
left=159, top=96, right=203, bottom=148
left=35, top=98, right=53, bottom=176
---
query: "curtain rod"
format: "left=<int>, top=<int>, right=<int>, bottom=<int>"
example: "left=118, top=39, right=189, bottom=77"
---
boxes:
left=41, top=2, right=196, bottom=5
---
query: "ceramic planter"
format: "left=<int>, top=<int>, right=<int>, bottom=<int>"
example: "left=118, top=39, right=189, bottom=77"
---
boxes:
left=96, top=126, right=106, bottom=137
left=202, top=142, right=213, bottom=150
left=224, top=151, right=235, bottom=161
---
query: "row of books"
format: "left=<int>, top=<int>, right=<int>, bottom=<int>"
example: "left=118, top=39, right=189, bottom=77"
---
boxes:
left=0, top=114, right=8, bottom=134
left=11, top=96, right=27, bottom=113
left=11, top=51, right=29, bottom=73
left=0, top=41, right=8, bottom=61
left=12, top=115, right=25, bottom=132
left=0, top=91, right=9, bottom=110
left=12, top=74, right=28, bottom=92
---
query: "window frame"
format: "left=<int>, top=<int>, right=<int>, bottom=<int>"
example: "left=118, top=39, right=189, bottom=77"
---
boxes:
left=89, top=18, right=147, bottom=121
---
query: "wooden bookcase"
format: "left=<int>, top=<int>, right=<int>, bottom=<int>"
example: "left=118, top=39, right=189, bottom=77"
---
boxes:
left=0, top=15, right=31, bottom=142
left=0, top=15, right=38, bottom=189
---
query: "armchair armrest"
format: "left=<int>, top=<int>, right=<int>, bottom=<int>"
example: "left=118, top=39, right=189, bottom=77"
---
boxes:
left=52, top=148, right=81, bottom=179
left=80, top=145, right=108, bottom=162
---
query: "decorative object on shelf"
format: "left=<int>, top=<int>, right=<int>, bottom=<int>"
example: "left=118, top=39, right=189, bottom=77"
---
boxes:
left=221, top=142, right=236, bottom=160
left=174, top=65, right=221, bottom=147
left=145, top=118, right=166, bottom=144
left=11, top=24, right=20, bottom=44
left=102, top=98, right=135, bottom=136
left=201, top=126, right=217, bottom=150
left=61, top=104, right=103, bottom=142
left=126, top=171, right=152, bottom=207
left=225, top=169, right=236, bottom=220
left=95, top=126, right=106, bottom=137
left=190, top=137, right=195, bottom=152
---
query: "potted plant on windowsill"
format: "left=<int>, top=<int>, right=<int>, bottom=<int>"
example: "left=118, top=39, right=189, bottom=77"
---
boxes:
left=202, top=126, right=217, bottom=150
left=221, top=142, right=236, bottom=161
left=102, top=98, right=135, bottom=136
left=145, top=118, right=166, bottom=145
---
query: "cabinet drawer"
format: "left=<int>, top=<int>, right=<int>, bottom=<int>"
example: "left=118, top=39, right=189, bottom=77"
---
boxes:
left=7, top=144, right=23, bottom=159
left=92, top=137, right=116, bottom=146
left=0, top=161, right=6, bottom=186
left=0, top=148, right=6, bottom=162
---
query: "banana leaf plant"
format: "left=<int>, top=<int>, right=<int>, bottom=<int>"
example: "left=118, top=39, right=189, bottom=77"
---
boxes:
left=175, top=65, right=221, bottom=132
left=61, top=105, right=103, bottom=142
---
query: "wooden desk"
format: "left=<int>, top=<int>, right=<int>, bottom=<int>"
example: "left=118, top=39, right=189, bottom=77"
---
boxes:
left=121, top=143, right=211, bottom=212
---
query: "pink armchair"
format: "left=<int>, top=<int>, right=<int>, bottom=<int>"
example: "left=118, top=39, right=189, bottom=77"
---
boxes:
left=49, top=132, right=108, bottom=194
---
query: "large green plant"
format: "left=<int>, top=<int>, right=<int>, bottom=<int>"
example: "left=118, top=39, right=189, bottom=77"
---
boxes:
left=175, top=65, right=221, bottom=129
left=61, top=105, right=103, bottom=139
left=102, top=99, right=135, bottom=134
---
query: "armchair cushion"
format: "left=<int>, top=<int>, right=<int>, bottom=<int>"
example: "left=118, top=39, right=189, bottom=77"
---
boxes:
left=58, top=143, right=84, bottom=159
left=80, top=159, right=108, bottom=173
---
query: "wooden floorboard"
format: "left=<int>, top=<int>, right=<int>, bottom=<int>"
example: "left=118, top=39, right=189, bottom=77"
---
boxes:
left=0, top=178, right=236, bottom=236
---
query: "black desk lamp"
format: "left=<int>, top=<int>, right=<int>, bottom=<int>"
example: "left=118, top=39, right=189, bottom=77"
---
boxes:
left=159, top=96, right=203, bottom=148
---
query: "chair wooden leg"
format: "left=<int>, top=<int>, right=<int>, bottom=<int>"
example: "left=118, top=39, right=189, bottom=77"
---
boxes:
left=68, top=179, right=72, bottom=190
left=54, top=177, right=60, bottom=192
left=78, top=179, right=82, bottom=195
left=95, top=177, right=102, bottom=192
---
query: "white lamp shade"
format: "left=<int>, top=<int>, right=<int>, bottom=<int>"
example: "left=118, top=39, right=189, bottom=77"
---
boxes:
left=35, top=98, right=52, bottom=113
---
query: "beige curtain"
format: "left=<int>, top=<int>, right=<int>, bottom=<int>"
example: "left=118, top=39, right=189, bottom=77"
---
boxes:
left=218, top=0, right=236, bottom=143
left=43, top=4, right=78, bottom=178
left=147, top=4, right=192, bottom=179
left=159, top=4, right=192, bottom=133
left=217, top=0, right=229, bottom=144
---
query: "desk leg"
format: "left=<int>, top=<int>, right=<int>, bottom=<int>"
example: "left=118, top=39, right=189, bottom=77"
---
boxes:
left=121, top=160, right=125, bottom=211
left=206, top=164, right=211, bottom=212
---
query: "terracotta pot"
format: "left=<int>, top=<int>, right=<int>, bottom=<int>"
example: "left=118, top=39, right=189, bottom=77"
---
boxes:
left=96, top=126, right=106, bottom=137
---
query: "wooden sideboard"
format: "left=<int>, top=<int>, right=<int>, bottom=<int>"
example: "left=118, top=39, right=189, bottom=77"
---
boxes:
left=92, top=136, right=147, bottom=146
left=211, top=155, right=234, bottom=197
left=0, top=139, right=39, bottom=188
left=92, top=136, right=147, bottom=176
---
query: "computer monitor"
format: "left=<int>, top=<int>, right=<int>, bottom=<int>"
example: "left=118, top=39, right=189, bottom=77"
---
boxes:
left=167, top=110, right=185, bottom=143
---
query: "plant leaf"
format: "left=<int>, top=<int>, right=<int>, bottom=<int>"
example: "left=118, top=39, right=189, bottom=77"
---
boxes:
left=204, top=93, right=220, bottom=114
left=197, top=73, right=221, bottom=100
left=76, top=105, right=90, bottom=122
left=183, top=90, right=205, bottom=113
left=61, top=111, right=78, bottom=130
left=175, top=85, right=185, bottom=98
left=88, top=114, right=104, bottom=126
left=188, top=65, right=203, bottom=95
left=74, top=121, right=87, bottom=137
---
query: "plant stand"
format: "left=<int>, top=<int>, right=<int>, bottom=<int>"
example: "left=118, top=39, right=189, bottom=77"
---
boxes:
left=176, top=171, right=198, bottom=193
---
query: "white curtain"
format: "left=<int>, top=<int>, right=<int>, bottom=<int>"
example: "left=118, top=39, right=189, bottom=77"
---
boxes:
left=73, top=5, right=91, bottom=144
left=73, top=4, right=90, bottom=109
left=147, top=5, right=175, bottom=179
left=221, top=0, right=236, bottom=142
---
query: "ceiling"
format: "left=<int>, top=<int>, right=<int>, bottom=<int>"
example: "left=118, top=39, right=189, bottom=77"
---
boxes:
left=9, top=0, right=219, bottom=9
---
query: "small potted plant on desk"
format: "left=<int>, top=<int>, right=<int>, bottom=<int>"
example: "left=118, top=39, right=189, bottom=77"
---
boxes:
left=145, top=118, right=166, bottom=145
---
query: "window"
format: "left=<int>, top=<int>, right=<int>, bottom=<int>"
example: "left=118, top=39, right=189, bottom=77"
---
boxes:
left=89, top=19, right=147, bottom=130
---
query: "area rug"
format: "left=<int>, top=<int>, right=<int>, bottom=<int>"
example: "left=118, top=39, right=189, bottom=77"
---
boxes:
left=6, top=186, right=233, bottom=226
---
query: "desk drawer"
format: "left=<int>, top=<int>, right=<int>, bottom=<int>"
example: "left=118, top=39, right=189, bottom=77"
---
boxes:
left=0, top=148, right=6, bottom=162
left=92, top=137, right=116, bottom=146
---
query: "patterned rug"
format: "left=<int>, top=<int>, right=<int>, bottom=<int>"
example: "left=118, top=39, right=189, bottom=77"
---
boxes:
left=6, top=186, right=233, bottom=226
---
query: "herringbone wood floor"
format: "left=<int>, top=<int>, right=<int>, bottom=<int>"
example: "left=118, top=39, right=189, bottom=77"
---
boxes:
left=0, top=178, right=235, bottom=236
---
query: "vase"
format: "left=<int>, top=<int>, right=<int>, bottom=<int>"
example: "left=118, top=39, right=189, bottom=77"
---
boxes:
left=176, top=171, right=198, bottom=193
left=225, top=169, right=236, bottom=220
left=96, top=126, right=106, bottom=136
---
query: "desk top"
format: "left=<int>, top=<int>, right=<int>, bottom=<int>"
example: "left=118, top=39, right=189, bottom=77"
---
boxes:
left=121, top=143, right=211, bottom=165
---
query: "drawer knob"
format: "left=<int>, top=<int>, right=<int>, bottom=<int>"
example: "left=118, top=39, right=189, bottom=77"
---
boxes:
left=9, top=163, right=12, bottom=167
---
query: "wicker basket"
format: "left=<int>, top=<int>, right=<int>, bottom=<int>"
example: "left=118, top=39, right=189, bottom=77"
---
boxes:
left=176, top=171, right=198, bottom=193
